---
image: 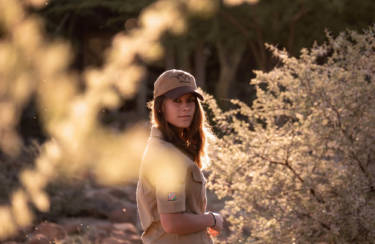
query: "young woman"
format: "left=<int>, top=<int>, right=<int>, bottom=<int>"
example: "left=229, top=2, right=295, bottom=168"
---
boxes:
left=136, top=69, right=223, bottom=244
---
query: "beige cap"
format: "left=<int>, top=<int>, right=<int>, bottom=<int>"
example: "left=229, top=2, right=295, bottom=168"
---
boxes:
left=153, top=69, right=203, bottom=100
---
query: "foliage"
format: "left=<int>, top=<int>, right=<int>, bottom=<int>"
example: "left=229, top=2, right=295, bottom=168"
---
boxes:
left=3, top=0, right=374, bottom=242
left=0, top=142, right=40, bottom=204
left=36, top=0, right=375, bottom=100
left=39, top=0, right=155, bottom=33
left=0, top=0, right=253, bottom=240
left=205, top=26, right=375, bottom=243
left=0, top=0, right=171, bottom=239
left=43, top=176, right=89, bottom=220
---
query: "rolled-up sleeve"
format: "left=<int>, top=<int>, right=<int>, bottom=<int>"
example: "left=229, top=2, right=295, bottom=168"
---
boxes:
left=143, top=140, right=189, bottom=214
left=155, top=170, right=187, bottom=213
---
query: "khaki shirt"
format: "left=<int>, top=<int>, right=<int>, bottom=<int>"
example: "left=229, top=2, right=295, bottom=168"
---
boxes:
left=136, top=127, right=213, bottom=244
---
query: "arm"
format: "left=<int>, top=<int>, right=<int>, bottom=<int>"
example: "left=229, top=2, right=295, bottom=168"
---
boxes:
left=160, top=212, right=215, bottom=235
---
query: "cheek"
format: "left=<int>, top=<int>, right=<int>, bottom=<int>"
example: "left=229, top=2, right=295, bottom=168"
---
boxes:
left=191, top=104, right=196, bottom=113
left=163, top=103, right=177, bottom=122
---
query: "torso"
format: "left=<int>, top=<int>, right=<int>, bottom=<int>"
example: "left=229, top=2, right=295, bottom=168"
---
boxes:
left=136, top=127, right=213, bottom=244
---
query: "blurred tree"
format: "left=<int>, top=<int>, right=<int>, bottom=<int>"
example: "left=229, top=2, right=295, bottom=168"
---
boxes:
left=0, top=0, right=218, bottom=239
left=211, top=0, right=375, bottom=98
left=36, top=0, right=375, bottom=99
left=38, top=0, right=155, bottom=69
left=158, top=0, right=375, bottom=99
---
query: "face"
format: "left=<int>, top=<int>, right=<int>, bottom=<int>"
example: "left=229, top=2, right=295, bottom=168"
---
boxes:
left=162, top=93, right=196, bottom=128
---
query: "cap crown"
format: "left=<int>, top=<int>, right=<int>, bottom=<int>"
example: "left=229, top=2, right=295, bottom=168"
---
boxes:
left=154, top=69, right=197, bottom=98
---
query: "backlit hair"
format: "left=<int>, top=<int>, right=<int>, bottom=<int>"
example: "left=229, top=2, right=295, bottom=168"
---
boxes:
left=148, top=95, right=207, bottom=168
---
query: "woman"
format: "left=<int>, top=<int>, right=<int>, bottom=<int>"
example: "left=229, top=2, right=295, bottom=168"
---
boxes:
left=136, top=69, right=223, bottom=244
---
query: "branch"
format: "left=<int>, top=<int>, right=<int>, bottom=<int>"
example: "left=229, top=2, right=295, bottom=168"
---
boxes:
left=296, top=210, right=331, bottom=232
left=351, top=152, right=375, bottom=192
left=328, top=100, right=375, bottom=191
left=259, top=152, right=325, bottom=204
left=53, top=13, right=71, bottom=35
left=219, top=9, right=267, bottom=70
left=287, top=7, right=309, bottom=53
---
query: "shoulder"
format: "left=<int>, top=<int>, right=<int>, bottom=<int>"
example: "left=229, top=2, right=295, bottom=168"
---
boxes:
left=140, top=133, right=193, bottom=183
left=144, top=136, right=192, bottom=168
left=144, top=127, right=193, bottom=166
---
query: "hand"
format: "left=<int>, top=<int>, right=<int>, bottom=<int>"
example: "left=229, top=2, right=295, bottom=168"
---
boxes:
left=207, top=227, right=219, bottom=237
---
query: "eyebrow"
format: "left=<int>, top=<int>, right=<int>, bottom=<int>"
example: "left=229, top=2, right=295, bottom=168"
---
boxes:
left=174, top=94, right=194, bottom=100
left=184, top=94, right=195, bottom=99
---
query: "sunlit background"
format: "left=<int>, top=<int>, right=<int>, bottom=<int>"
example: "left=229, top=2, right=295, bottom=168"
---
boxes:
left=1, top=0, right=374, bottom=243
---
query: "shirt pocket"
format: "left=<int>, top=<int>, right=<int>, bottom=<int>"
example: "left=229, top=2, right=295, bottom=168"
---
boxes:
left=191, top=167, right=204, bottom=183
left=191, top=166, right=207, bottom=186
left=189, top=166, right=206, bottom=212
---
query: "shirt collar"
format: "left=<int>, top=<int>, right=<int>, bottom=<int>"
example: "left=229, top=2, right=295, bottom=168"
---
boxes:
left=150, top=126, right=164, bottom=139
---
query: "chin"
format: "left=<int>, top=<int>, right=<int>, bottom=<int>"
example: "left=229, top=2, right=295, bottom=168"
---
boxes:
left=177, top=124, right=190, bottom=129
left=174, top=122, right=192, bottom=129
left=169, top=120, right=193, bottom=129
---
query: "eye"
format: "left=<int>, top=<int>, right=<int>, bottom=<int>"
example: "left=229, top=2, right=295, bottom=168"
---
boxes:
left=188, top=97, right=195, bottom=103
left=173, top=98, right=182, bottom=103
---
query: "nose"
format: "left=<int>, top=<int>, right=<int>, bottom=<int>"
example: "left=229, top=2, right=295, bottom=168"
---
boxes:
left=182, top=102, right=190, bottom=111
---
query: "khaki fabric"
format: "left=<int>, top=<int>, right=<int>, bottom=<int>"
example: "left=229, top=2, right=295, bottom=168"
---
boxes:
left=136, top=127, right=213, bottom=244
left=153, top=69, right=203, bottom=100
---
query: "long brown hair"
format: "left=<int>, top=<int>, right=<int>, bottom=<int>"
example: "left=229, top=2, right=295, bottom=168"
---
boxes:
left=149, top=95, right=207, bottom=168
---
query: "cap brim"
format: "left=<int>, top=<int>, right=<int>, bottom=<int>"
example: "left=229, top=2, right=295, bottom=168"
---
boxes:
left=164, top=86, right=204, bottom=100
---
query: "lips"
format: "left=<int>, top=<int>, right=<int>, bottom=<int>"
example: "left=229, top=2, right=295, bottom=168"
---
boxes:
left=178, top=115, right=192, bottom=119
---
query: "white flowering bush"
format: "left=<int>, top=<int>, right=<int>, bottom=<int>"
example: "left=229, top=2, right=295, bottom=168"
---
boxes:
left=205, top=26, right=375, bottom=243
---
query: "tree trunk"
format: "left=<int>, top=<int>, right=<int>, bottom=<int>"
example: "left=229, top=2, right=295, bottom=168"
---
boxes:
left=165, top=45, right=175, bottom=70
left=177, top=45, right=192, bottom=73
left=136, top=70, right=148, bottom=118
left=219, top=10, right=269, bottom=71
left=194, top=41, right=207, bottom=89
left=215, top=40, right=245, bottom=99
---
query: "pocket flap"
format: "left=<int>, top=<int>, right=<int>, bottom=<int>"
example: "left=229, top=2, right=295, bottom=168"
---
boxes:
left=191, top=167, right=204, bottom=183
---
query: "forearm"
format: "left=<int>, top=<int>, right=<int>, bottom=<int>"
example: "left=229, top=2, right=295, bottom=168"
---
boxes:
left=161, top=212, right=214, bottom=235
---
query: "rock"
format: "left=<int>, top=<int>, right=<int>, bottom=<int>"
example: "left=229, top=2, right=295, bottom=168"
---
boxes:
left=84, top=189, right=137, bottom=223
left=115, top=184, right=137, bottom=203
left=113, top=223, right=138, bottom=234
left=110, top=224, right=141, bottom=244
left=58, top=217, right=131, bottom=243
left=107, top=201, right=137, bottom=223
left=110, top=229, right=130, bottom=240
left=86, top=225, right=111, bottom=243
left=27, top=233, right=50, bottom=244
left=127, top=234, right=142, bottom=244
left=101, top=236, right=131, bottom=244
left=58, top=217, right=113, bottom=234
left=29, top=222, right=66, bottom=242
left=107, top=208, right=132, bottom=223
left=107, top=187, right=132, bottom=201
